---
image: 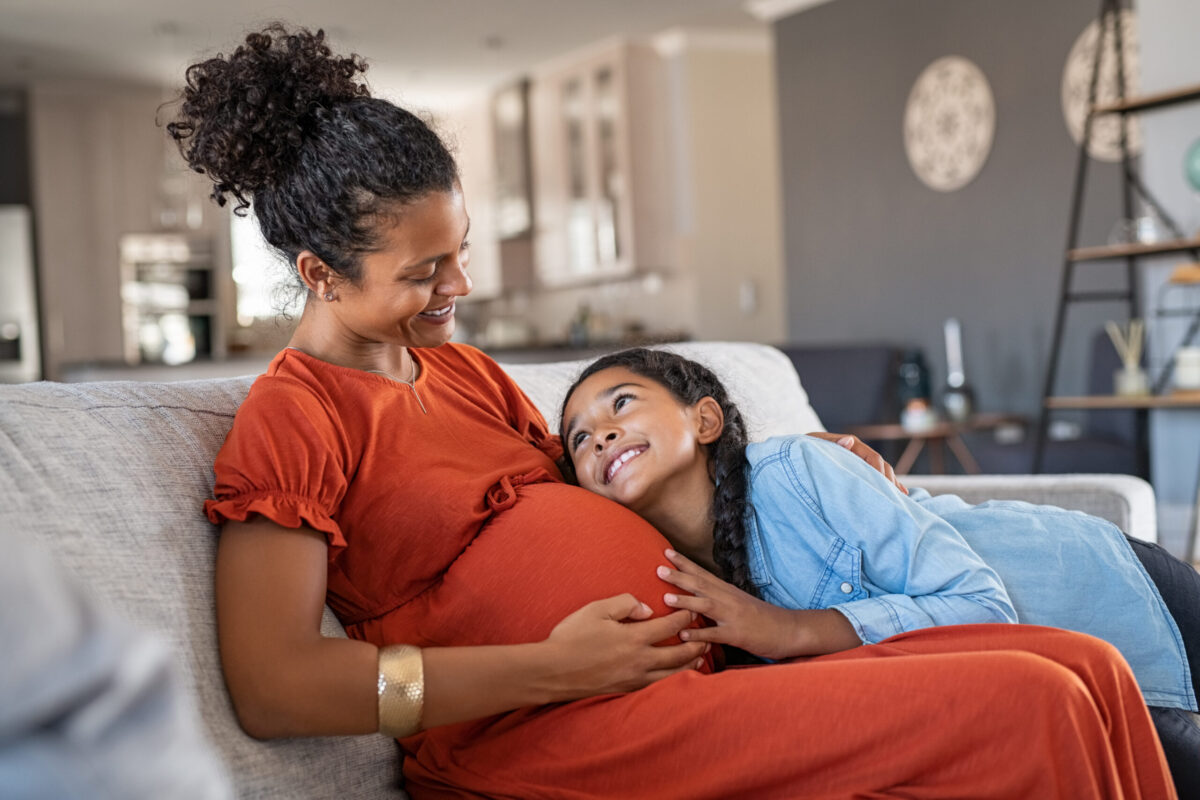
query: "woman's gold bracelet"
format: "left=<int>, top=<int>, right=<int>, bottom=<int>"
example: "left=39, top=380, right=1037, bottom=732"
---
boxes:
left=377, top=644, right=424, bottom=738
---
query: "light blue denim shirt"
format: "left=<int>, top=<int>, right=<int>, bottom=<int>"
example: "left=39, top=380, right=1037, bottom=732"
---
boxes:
left=743, top=435, right=1196, bottom=712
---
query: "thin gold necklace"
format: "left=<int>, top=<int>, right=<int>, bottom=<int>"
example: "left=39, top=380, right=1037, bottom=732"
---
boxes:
left=366, top=361, right=428, bottom=415
left=286, top=346, right=428, bottom=414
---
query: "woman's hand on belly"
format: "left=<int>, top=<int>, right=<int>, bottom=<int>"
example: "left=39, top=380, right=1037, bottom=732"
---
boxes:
left=420, top=594, right=707, bottom=728
left=539, top=593, right=709, bottom=700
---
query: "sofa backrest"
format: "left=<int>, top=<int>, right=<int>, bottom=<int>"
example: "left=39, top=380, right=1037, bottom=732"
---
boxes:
left=0, top=341, right=819, bottom=799
left=773, top=344, right=902, bottom=432
left=497, top=341, right=823, bottom=436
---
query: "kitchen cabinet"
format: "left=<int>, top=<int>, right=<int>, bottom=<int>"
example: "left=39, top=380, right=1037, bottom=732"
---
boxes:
left=529, top=42, right=673, bottom=287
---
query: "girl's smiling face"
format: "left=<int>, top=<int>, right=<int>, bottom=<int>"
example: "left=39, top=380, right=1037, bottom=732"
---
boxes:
left=562, top=366, right=717, bottom=514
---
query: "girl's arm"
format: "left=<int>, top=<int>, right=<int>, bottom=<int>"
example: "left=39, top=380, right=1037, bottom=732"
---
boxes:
left=658, top=438, right=1015, bottom=660
left=786, top=438, right=1016, bottom=644
left=217, top=518, right=706, bottom=739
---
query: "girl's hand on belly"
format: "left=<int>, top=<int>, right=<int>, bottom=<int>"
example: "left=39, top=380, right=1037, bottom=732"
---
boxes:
left=660, top=550, right=862, bottom=660
left=539, top=593, right=709, bottom=700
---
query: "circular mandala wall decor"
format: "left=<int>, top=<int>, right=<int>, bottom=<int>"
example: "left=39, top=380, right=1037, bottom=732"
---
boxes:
left=903, top=56, right=996, bottom=192
left=1061, top=9, right=1141, bottom=162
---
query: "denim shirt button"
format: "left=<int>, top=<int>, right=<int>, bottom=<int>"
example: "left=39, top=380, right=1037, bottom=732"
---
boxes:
left=840, top=582, right=853, bottom=594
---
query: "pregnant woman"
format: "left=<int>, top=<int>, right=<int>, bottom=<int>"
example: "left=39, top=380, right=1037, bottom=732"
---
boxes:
left=180, top=24, right=1175, bottom=798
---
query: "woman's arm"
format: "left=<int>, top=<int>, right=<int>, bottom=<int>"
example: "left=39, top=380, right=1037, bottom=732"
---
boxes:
left=807, top=431, right=907, bottom=495
left=216, top=517, right=706, bottom=739
left=787, top=439, right=1015, bottom=643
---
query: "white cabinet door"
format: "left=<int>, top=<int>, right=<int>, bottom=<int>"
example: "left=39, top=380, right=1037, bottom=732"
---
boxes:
left=532, top=43, right=669, bottom=287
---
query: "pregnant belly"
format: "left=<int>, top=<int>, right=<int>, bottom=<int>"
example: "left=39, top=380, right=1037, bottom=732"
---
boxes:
left=363, top=482, right=684, bottom=648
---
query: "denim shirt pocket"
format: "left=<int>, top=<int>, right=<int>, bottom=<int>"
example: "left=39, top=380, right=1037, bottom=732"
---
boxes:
left=809, top=538, right=867, bottom=609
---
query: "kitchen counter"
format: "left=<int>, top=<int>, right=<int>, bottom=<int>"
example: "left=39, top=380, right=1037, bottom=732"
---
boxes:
left=59, top=356, right=276, bottom=383
left=484, top=336, right=690, bottom=364
left=56, top=337, right=690, bottom=382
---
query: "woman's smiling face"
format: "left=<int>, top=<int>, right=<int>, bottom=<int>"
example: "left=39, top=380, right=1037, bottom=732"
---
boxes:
left=561, top=366, right=710, bottom=513
left=329, top=187, right=472, bottom=350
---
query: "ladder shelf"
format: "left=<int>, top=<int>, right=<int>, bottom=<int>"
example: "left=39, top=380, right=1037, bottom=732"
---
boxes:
left=1033, top=0, right=1200, bottom=478
left=1092, top=82, right=1200, bottom=115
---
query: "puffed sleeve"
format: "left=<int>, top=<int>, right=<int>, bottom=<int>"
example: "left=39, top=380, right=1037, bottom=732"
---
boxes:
left=781, top=438, right=1016, bottom=643
left=204, top=377, right=351, bottom=557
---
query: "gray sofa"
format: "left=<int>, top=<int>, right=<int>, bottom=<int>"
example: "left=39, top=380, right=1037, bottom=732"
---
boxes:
left=0, top=341, right=1158, bottom=798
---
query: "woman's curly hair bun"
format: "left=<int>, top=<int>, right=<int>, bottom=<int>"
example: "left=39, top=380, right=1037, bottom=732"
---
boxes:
left=167, top=24, right=370, bottom=211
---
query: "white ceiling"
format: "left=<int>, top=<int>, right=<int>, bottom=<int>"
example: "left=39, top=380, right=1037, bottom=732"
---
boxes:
left=0, top=0, right=815, bottom=110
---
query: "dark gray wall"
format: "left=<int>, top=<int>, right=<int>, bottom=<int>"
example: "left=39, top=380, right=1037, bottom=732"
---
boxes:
left=775, top=0, right=1125, bottom=416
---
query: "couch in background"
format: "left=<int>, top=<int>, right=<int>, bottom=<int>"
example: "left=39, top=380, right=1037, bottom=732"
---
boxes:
left=0, top=341, right=1158, bottom=798
left=774, top=344, right=902, bottom=434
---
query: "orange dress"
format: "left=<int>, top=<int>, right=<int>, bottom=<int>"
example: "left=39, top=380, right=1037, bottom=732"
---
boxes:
left=207, top=345, right=1175, bottom=799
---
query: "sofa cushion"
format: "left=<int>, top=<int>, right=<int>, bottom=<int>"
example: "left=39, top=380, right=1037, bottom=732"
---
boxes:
left=0, top=378, right=405, bottom=799
left=499, top=340, right=824, bottom=437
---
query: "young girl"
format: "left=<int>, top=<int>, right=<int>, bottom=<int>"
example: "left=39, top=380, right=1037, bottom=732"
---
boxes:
left=561, top=347, right=1200, bottom=796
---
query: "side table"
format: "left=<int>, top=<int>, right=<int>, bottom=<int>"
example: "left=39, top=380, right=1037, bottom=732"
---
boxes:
left=847, top=413, right=1025, bottom=476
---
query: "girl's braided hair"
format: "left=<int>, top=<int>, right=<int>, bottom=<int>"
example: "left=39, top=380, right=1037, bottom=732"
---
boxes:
left=559, top=349, right=756, bottom=595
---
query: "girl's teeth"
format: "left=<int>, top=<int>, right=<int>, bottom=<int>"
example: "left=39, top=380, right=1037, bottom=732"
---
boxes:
left=607, top=448, right=643, bottom=482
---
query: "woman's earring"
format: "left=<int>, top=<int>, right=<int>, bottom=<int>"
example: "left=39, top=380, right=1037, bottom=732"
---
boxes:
left=324, top=292, right=335, bottom=302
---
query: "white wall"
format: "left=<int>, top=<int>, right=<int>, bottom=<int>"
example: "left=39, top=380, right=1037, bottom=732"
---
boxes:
left=663, top=32, right=786, bottom=343
left=437, top=98, right=503, bottom=302
left=1139, top=0, right=1200, bottom=558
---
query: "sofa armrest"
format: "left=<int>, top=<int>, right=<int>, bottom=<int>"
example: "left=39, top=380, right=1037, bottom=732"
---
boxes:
left=905, top=474, right=1157, bottom=544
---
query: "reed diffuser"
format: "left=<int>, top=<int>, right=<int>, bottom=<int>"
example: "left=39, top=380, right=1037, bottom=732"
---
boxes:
left=1106, top=319, right=1148, bottom=396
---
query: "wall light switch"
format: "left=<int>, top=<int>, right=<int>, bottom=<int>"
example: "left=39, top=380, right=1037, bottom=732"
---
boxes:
left=739, top=279, right=758, bottom=314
